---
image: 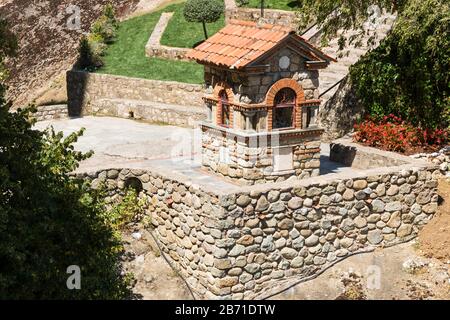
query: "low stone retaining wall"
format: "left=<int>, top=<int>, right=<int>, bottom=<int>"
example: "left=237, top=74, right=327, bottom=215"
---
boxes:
left=330, top=139, right=410, bottom=169
left=33, top=104, right=68, bottom=121
left=145, top=44, right=190, bottom=61
left=67, top=71, right=204, bottom=121
left=76, top=141, right=440, bottom=300
left=145, top=12, right=190, bottom=61
left=91, top=98, right=206, bottom=127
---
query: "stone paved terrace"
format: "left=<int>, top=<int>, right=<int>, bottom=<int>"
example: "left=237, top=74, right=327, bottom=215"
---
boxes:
left=34, top=116, right=366, bottom=192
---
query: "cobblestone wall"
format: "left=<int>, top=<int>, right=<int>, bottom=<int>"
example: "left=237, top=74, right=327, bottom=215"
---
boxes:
left=76, top=142, right=440, bottom=300
left=77, top=167, right=225, bottom=299
left=67, top=71, right=204, bottom=117
left=210, top=166, right=440, bottom=299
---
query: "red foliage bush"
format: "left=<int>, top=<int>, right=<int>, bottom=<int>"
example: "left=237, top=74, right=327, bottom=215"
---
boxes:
left=353, top=114, right=449, bottom=154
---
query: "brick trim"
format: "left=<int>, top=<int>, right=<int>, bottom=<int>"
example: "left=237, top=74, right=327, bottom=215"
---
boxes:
left=265, top=78, right=305, bottom=105
left=214, top=82, right=234, bottom=128
left=213, top=81, right=234, bottom=100
left=266, top=78, right=305, bottom=130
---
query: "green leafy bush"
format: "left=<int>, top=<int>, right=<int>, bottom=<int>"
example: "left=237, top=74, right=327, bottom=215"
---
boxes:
left=350, top=0, right=450, bottom=130
left=0, top=106, right=134, bottom=299
left=0, top=18, right=17, bottom=88
left=0, top=17, right=134, bottom=299
left=77, top=3, right=119, bottom=71
left=91, top=4, right=118, bottom=44
left=77, top=35, right=105, bottom=71
left=107, top=188, right=148, bottom=230
left=184, top=0, right=224, bottom=39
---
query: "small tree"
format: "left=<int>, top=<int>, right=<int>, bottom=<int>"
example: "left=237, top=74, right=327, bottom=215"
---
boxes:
left=184, top=0, right=224, bottom=39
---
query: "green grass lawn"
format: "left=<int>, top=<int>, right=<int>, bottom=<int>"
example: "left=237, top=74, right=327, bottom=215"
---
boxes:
left=160, top=1, right=225, bottom=48
left=243, top=0, right=301, bottom=11
left=97, top=1, right=223, bottom=83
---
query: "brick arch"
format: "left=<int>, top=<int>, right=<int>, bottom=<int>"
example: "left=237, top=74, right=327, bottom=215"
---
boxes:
left=213, top=82, right=234, bottom=128
left=265, top=78, right=305, bottom=106
left=213, top=81, right=234, bottom=100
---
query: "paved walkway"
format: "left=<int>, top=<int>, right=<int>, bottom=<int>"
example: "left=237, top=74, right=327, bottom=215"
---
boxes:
left=34, top=116, right=362, bottom=191
left=145, top=12, right=173, bottom=49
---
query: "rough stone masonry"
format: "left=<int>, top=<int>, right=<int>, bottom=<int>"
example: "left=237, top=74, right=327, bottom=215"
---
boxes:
left=76, top=141, right=441, bottom=300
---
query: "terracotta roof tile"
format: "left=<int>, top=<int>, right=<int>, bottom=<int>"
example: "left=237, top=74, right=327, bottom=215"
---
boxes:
left=186, top=20, right=335, bottom=69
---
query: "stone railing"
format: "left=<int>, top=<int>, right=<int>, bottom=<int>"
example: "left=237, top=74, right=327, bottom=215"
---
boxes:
left=32, top=104, right=68, bottom=121
left=76, top=140, right=441, bottom=300
left=67, top=71, right=205, bottom=126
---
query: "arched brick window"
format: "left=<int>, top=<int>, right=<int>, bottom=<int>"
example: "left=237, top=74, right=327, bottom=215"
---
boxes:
left=273, top=88, right=296, bottom=129
left=219, top=90, right=231, bottom=127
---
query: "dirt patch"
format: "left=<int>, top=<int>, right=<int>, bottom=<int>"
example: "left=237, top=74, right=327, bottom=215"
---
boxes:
left=418, top=178, right=450, bottom=262
left=121, top=224, right=192, bottom=300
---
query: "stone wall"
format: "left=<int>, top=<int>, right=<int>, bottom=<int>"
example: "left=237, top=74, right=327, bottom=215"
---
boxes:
left=86, top=98, right=206, bottom=127
left=330, top=139, right=409, bottom=169
left=210, top=164, right=439, bottom=299
left=32, top=104, right=68, bottom=121
left=76, top=141, right=440, bottom=300
left=201, top=124, right=322, bottom=185
left=146, top=45, right=190, bottom=61
left=145, top=12, right=190, bottom=61
left=76, top=167, right=225, bottom=300
left=225, top=7, right=299, bottom=29
left=67, top=70, right=204, bottom=121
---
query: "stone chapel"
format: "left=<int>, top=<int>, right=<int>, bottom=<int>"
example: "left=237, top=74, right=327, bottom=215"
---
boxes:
left=187, top=20, right=335, bottom=185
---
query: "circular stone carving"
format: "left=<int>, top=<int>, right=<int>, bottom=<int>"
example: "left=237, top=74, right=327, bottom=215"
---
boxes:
left=279, top=56, right=291, bottom=70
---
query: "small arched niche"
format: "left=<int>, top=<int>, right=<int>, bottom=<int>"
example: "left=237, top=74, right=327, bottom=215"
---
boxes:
left=273, top=88, right=296, bottom=129
left=124, top=177, right=143, bottom=193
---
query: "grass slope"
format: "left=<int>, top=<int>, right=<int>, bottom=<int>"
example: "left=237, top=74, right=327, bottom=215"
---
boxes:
left=160, top=1, right=225, bottom=48
left=97, top=2, right=206, bottom=83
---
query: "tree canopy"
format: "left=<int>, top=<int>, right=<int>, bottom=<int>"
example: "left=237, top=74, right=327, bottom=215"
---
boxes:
left=183, top=0, right=224, bottom=39
left=0, top=18, right=132, bottom=299
left=298, top=0, right=407, bottom=43
left=349, top=0, right=449, bottom=129
left=300, top=0, right=449, bottom=130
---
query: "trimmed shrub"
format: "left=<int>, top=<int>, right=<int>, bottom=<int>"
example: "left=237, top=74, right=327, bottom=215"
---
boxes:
left=184, top=0, right=224, bottom=39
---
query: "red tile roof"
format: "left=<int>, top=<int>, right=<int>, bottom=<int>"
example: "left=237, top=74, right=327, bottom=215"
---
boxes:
left=186, top=20, right=335, bottom=69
